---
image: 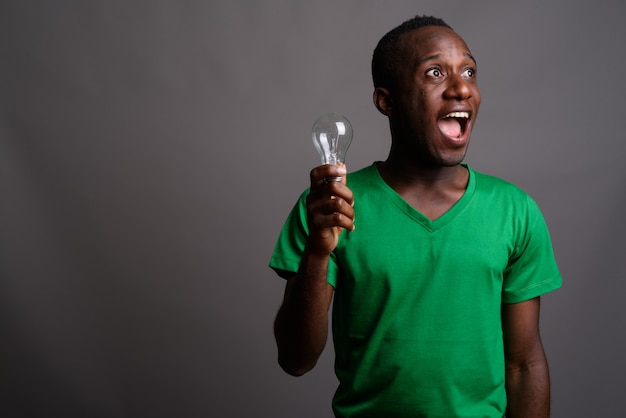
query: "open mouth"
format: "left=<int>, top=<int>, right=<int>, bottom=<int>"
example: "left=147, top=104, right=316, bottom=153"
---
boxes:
left=438, top=111, right=470, bottom=139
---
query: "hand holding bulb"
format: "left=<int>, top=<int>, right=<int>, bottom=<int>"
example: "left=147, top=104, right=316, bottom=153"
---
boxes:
left=307, top=112, right=355, bottom=244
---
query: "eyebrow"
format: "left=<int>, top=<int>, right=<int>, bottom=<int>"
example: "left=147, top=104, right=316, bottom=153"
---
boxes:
left=418, top=52, right=477, bottom=65
left=465, top=53, right=477, bottom=64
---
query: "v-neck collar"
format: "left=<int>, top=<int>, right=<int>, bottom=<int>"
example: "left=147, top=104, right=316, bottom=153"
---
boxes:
left=371, top=162, right=476, bottom=232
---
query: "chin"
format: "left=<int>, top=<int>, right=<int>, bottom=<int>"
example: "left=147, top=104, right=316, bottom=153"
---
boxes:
left=438, top=149, right=468, bottom=167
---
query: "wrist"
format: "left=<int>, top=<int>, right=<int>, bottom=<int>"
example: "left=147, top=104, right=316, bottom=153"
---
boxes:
left=302, top=244, right=332, bottom=263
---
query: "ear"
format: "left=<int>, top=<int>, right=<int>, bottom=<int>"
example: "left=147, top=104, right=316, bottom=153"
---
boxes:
left=373, top=87, right=393, bottom=116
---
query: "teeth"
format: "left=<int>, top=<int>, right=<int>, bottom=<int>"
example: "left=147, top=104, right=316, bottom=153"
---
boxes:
left=445, top=112, right=469, bottom=119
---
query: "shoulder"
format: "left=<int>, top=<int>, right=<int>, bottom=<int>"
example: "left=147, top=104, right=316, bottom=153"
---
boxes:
left=472, top=168, right=521, bottom=191
left=471, top=168, right=532, bottom=201
left=470, top=167, right=545, bottom=218
left=346, top=163, right=378, bottom=181
left=346, top=163, right=381, bottom=191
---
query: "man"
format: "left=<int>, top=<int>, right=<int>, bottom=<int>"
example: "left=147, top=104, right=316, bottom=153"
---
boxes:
left=270, top=15, right=562, bottom=417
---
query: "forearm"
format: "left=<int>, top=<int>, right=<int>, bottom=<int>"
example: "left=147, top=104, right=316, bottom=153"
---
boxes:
left=505, top=352, right=551, bottom=417
left=274, top=251, right=334, bottom=376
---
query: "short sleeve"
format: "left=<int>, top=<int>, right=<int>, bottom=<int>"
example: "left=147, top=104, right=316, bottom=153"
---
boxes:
left=502, top=195, right=562, bottom=303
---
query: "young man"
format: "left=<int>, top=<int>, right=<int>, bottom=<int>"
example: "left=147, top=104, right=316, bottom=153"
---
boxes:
left=270, top=15, right=562, bottom=417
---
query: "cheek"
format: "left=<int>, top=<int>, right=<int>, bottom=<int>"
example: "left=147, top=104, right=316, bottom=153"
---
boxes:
left=418, top=90, right=432, bottom=106
left=472, top=87, right=481, bottom=104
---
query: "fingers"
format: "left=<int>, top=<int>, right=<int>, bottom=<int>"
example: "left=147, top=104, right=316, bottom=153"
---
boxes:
left=307, top=193, right=355, bottom=231
left=310, top=163, right=346, bottom=183
left=304, top=164, right=355, bottom=256
left=307, top=164, right=355, bottom=233
left=309, top=164, right=354, bottom=206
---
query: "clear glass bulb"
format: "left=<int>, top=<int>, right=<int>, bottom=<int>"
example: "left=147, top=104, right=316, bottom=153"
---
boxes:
left=311, top=113, right=353, bottom=165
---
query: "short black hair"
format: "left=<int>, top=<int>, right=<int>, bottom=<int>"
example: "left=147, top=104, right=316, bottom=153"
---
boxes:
left=372, top=15, right=452, bottom=91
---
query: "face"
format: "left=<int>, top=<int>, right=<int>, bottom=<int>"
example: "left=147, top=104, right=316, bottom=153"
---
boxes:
left=377, top=26, right=481, bottom=167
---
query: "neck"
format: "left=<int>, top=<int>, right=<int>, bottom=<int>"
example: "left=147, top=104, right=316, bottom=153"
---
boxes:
left=379, top=153, right=467, bottom=190
left=377, top=157, right=470, bottom=221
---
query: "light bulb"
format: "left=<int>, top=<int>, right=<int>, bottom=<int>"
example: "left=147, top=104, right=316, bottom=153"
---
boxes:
left=312, top=113, right=353, bottom=165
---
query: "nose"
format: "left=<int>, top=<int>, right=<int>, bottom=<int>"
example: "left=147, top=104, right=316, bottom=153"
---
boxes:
left=443, top=74, right=472, bottom=100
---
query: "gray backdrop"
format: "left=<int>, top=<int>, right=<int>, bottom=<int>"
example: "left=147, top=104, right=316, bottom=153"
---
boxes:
left=1, top=1, right=624, bottom=417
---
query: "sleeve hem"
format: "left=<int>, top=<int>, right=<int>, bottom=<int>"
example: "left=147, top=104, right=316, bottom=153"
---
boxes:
left=502, top=275, right=562, bottom=304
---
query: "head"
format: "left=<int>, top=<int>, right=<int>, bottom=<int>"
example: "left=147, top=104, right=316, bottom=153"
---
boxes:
left=372, top=15, right=452, bottom=94
left=372, top=16, right=481, bottom=167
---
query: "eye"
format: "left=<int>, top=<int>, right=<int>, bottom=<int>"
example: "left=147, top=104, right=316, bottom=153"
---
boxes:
left=426, top=68, right=443, bottom=78
left=462, top=68, right=476, bottom=78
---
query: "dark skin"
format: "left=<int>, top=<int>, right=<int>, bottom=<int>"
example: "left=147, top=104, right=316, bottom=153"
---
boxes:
left=503, top=297, right=551, bottom=417
left=275, top=26, right=550, bottom=416
left=274, top=164, right=352, bottom=376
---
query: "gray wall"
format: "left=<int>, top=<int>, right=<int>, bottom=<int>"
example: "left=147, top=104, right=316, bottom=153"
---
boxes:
left=1, top=1, right=624, bottom=417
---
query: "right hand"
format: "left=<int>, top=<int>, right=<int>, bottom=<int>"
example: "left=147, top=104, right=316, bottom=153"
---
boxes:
left=305, top=163, right=355, bottom=256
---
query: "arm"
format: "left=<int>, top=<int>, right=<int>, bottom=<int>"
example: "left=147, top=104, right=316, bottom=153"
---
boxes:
left=502, top=297, right=551, bottom=417
left=274, top=164, right=354, bottom=376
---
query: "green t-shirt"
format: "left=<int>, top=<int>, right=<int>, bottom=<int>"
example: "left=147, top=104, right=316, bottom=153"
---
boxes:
left=270, top=163, right=562, bottom=417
